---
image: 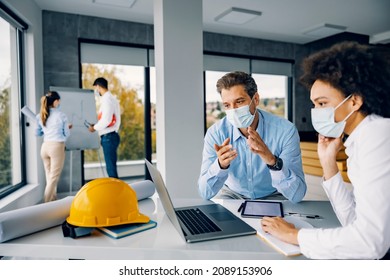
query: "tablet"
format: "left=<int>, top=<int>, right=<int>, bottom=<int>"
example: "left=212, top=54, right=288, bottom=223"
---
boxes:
left=240, top=200, right=284, bottom=218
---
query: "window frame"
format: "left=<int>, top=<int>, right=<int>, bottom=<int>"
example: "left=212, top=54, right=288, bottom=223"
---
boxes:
left=0, top=3, right=27, bottom=199
left=203, top=52, right=294, bottom=133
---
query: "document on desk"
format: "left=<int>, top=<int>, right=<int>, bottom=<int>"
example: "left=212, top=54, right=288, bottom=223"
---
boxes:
left=244, top=216, right=313, bottom=257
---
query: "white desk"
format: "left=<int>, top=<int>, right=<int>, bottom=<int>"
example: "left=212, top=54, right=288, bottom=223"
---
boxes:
left=0, top=198, right=339, bottom=260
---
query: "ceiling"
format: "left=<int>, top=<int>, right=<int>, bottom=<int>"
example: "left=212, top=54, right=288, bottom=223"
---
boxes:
left=32, top=0, right=390, bottom=44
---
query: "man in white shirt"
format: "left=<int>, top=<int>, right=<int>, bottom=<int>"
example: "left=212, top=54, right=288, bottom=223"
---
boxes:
left=88, top=77, right=121, bottom=178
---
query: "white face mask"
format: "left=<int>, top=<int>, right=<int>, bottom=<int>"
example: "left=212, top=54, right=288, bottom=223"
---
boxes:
left=311, top=94, right=354, bottom=138
left=94, top=88, right=100, bottom=97
left=225, top=97, right=256, bottom=128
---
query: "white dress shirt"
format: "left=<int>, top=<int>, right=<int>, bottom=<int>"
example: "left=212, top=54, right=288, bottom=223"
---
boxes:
left=93, top=91, right=121, bottom=136
left=298, top=114, right=390, bottom=259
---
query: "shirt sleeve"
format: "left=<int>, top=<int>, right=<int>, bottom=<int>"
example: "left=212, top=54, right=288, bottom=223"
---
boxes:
left=198, top=129, right=229, bottom=200
left=322, top=172, right=356, bottom=226
left=269, top=125, right=307, bottom=203
left=61, top=113, right=70, bottom=139
left=35, top=115, right=43, bottom=137
left=93, top=97, right=115, bottom=131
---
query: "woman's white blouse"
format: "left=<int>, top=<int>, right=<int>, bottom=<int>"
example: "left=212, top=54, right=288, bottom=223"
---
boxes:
left=298, top=114, right=390, bottom=259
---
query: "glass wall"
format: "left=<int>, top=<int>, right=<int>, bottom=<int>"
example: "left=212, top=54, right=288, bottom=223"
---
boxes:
left=80, top=44, right=291, bottom=180
left=0, top=13, right=25, bottom=198
left=204, top=56, right=291, bottom=129
left=80, top=42, right=156, bottom=180
left=252, top=73, right=288, bottom=119
left=204, top=70, right=227, bottom=129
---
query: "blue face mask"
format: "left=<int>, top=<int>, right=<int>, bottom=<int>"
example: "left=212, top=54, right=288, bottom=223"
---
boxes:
left=225, top=97, right=256, bottom=128
left=311, top=94, right=354, bottom=138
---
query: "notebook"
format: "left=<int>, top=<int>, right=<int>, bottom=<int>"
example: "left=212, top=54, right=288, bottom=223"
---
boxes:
left=244, top=216, right=313, bottom=256
left=97, top=220, right=157, bottom=239
left=145, top=159, right=256, bottom=243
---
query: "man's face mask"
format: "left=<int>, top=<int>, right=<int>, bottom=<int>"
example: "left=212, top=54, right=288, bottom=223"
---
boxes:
left=225, top=96, right=256, bottom=128
left=311, top=94, right=354, bottom=138
left=94, top=88, right=100, bottom=97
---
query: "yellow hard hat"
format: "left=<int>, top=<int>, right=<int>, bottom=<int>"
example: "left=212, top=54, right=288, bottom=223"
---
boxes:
left=66, top=178, right=150, bottom=227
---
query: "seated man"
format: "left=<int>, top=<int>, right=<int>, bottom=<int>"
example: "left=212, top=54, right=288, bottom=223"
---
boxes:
left=198, top=71, right=306, bottom=203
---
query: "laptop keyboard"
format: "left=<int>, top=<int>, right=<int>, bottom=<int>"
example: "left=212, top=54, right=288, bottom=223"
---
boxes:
left=176, top=208, right=222, bottom=235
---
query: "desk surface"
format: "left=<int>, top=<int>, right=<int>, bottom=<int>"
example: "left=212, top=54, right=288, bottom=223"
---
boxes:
left=0, top=198, right=339, bottom=260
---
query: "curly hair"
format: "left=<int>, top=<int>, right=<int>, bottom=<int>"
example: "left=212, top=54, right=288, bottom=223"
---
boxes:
left=300, top=41, right=390, bottom=118
left=216, top=71, right=258, bottom=98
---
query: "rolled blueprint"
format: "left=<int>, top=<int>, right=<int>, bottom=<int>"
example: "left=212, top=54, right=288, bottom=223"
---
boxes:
left=0, top=180, right=155, bottom=242
left=130, top=180, right=156, bottom=201
left=0, top=196, right=74, bottom=243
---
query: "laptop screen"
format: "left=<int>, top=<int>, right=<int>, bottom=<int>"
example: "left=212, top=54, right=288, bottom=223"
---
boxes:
left=145, top=159, right=186, bottom=240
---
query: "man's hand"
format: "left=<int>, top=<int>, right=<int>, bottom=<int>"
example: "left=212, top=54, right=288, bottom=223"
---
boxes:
left=247, top=127, right=275, bottom=165
left=88, top=125, right=95, bottom=132
left=214, top=138, right=237, bottom=169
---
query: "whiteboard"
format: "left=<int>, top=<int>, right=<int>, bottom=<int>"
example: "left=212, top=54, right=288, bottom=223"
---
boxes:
left=49, top=86, right=100, bottom=150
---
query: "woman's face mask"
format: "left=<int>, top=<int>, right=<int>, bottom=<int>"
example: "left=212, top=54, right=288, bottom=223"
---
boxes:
left=225, top=97, right=256, bottom=128
left=311, top=94, right=354, bottom=138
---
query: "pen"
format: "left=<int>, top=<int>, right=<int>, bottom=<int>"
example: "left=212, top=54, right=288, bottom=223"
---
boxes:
left=284, top=212, right=323, bottom=219
left=237, top=202, right=244, bottom=213
left=84, top=120, right=91, bottom=128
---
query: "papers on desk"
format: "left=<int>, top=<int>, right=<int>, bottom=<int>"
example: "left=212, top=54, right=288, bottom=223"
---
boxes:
left=21, top=106, right=37, bottom=122
left=245, top=216, right=313, bottom=257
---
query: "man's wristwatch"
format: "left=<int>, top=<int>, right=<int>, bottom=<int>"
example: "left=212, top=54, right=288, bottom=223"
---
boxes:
left=267, top=155, right=283, bottom=171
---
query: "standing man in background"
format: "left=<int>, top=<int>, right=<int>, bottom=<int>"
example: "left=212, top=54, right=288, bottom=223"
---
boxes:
left=88, top=77, right=121, bottom=178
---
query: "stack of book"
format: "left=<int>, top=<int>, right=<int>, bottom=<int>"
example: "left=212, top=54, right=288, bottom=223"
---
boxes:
left=97, top=220, right=157, bottom=239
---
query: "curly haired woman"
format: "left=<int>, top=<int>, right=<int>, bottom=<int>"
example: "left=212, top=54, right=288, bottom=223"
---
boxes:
left=261, top=42, right=390, bottom=259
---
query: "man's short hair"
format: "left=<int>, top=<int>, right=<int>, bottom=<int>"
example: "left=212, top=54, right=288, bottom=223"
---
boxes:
left=93, top=77, right=108, bottom=89
left=216, top=71, right=257, bottom=98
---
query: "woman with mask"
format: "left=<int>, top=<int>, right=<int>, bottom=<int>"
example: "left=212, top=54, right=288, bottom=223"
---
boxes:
left=36, top=91, right=71, bottom=202
left=261, top=42, right=390, bottom=259
left=198, top=71, right=307, bottom=202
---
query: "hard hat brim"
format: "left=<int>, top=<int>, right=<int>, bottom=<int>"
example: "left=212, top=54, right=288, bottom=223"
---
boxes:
left=66, top=211, right=150, bottom=228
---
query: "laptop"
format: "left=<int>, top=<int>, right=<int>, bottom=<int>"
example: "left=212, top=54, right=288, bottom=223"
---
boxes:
left=145, top=159, right=256, bottom=243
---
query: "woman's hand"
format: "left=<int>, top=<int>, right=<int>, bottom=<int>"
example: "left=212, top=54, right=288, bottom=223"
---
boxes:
left=317, top=134, right=343, bottom=180
left=261, top=217, right=299, bottom=245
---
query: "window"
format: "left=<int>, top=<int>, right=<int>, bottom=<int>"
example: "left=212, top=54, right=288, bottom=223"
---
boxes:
left=0, top=6, right=27, bottom=198
left=252, top=73, right=288, bottom=119
left=205, top=70, right=227, bottom=129
left=204, top=55, right=292, bottom=130
left=80, top=42, right=155, bottom=180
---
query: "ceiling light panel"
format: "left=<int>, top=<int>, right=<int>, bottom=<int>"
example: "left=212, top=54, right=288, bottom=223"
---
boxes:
left=215, top=7, right=262, bottom=25
left=92, top=0, right=136, bottom=8
left=303, top=23, right=347, bottom=37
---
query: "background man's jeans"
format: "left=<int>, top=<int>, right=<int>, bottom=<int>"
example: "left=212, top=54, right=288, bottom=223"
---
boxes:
left=101, top=131, right=120, bottom=178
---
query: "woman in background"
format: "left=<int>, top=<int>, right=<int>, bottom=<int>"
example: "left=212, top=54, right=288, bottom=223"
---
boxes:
left=261, top=42, right=390, bottom=259
left=36, top=91, right=71, bottom=202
